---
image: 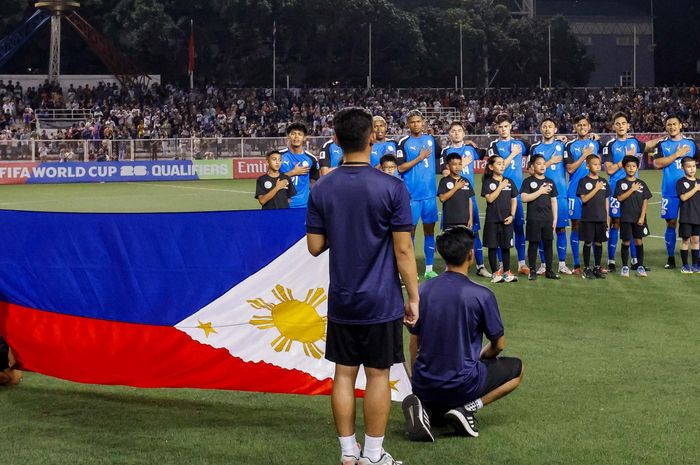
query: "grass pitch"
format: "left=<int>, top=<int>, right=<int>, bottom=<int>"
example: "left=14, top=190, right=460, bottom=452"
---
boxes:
left=1, top=171, right=699, bottom=465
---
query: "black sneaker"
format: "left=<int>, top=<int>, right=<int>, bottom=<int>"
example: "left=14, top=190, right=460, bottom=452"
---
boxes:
left=665, top=256, right=676, bottom=269
left=444, top=406, right=479, bottom=437
left=401, top=394, right=434, bottom=442
left=593, top=266, right=606, bottom=279
left=544, top=270, right=560, bottom=280
left=582, top=267, right=595, bottom=279
left=607, top=262, right=616, bottom=273
left=528, top=270, right=537, bottom=281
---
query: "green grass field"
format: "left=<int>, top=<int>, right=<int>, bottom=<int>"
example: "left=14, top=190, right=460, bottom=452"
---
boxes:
left=1, top=171, right=699, bottom=465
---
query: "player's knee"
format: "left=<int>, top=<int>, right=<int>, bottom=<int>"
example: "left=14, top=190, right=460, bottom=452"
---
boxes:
left=667, top=219, right=677, bottom=228
left=556, top=227, right=566, bottom=234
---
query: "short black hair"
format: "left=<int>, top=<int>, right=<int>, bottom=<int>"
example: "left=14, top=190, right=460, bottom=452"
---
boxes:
left=612, top=111, right=629, bottom=123
left=586, top=154, right=600, bottom=164
left=540, top=117, right=557, bottom=127
left=333, top=107, right=373, bottom=153
left=622, top=155, right=639, bottom=167
left=665, top=114, right=682, bottom=125
left=494, top=113, right=511, bottom=125
left=286, top=122, right=308, bottom=135
left=266, top=150, right=281, bottom=159
left=436, top=226, right=475, bottom=267
left=681, top=156, right=697, bottom=167
left=528, top=154, right=546, bottom=167
left=406, top=110, right=423, bottom=120
left=380, top=154, right=397, bottom=166
left=445, top=152, right=462, bottom=163
left=573, top=114, right=590, bottom=124
left=449, top=121, right=464, bottom=130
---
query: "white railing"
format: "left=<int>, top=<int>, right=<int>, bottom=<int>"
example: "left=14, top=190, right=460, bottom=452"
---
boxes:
left=0, top=133, right=694, bottom=164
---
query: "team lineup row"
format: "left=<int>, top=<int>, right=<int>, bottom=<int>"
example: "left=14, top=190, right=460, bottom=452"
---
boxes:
left=254, top=110, right=700, bottom=278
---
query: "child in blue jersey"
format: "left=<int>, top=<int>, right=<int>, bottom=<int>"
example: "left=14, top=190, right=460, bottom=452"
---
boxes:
left=602, top=112, right=656, bottom=272
left=481, top=155, right=519, bottom=283
left=439, top=121, right=491, bottom=278
left=651, top=115, right=700, bottom=269
left=564, top=115, right=599, bottom=274
left=529, top=118, right=571, bottom=275
left=396, top=110, right=441, bottom=280
left=370, top=116, right=398, bottom=168
left=402, top=226, right=523, bottom=441
left=279, top=122, right=320, bottom=208
left=319, top=138, right=344, bottom=175
left=487, top=113, right=530, bottom=276
left=380, top=154, right=400, bottom=178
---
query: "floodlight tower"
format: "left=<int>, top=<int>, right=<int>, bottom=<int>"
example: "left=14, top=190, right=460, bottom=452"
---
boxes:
left=35, top=1, right=80, bottom=83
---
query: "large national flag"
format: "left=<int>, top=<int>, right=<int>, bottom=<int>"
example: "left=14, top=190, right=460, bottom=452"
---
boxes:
left=0, top=209, right=411, bottom=400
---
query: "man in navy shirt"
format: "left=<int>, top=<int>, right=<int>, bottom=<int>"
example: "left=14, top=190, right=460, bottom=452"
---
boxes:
left=307, top=108, right=419, bottom=465
left=402, top=226, right=524, bottom=441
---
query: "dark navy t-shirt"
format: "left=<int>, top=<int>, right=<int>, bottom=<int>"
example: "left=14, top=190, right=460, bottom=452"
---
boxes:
left=409, top=272, right=505, bottom=406
left=306, top=165, right=413, bottom=324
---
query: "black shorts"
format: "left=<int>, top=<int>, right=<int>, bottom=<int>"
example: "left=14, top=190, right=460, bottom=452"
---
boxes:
left=325, top=318, right=404, bottom=369
left=478, top=357, right=523, bottom=398
left=579, top=221, right=608, bottom=243
left=0, top=336, right=9, bottom=371
left=678, top=223, right=700, bottom=239
left=620, top=222, right=649, bottom=241
left=526, top=220, right=554, bottom=242
left=483, top=222, right=514, bottom=249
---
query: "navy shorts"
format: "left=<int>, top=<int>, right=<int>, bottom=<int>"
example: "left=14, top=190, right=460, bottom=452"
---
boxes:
left=325, top=318, right=404, bottom=369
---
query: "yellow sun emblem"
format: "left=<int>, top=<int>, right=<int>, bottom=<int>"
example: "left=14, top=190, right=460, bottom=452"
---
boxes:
left=247, top=285, right=328, bottom=359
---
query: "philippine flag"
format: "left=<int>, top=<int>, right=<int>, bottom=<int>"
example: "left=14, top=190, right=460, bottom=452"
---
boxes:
left=0, top=209, right=411, bottom=400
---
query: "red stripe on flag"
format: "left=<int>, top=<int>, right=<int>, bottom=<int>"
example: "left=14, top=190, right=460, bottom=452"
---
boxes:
left=0, top=302, right=334, bottom=396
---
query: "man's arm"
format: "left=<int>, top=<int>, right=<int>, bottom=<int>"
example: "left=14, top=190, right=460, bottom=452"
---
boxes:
left=393, top=231, right=419, bottom=326
left=409, top=334, right=419, bottom=374
left=306, top=233, right=327, bottom=257
left=398, top=146, right=431, bottom=174
left=653, top=144, right=690, bottom=168
left=480, top=335, right=505, bottom=359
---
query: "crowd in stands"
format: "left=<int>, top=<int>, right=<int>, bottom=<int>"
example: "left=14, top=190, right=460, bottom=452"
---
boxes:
left=1, top=79, right=699, bottom=145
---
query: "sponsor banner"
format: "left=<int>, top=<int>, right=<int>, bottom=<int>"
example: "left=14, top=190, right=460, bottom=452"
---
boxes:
left=233, top=157, right=268, bottom=179
left=0, top=160, right=233, bottom=185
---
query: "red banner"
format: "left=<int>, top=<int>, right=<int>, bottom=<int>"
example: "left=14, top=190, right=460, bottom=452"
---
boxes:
left=233, top=157, right=268, bottom=179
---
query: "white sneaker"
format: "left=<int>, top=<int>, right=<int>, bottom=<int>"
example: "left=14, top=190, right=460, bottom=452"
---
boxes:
left=358, top=451, right=403, bottom=465
left=536, top=263, right=546, bottom=275
left=476, top=266, right=492, bottom=278
left=558, top=263, right=573, bottom=275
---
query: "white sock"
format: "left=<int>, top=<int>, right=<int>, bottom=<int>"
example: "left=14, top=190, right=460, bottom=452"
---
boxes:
left=559, top=261, right=566, bottom=267
left=608, top=259, right=616, bottom=265
left=425, top=264, right=433, bottom=273
left=518, top=260, right=526, bottom=267
left=363, top=435, right=384, bottom=462
left=464, top=398, right=484, bottom=412
left=339, top=434, right=360, bottom=458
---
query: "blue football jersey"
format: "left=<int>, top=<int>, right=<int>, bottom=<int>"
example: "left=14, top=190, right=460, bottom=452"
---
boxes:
left=396, top=134, right=438, bottom=200
left=280, top=148, right=319, bottom=208
left=440, top=145, right=481, bottom=185
left=319, top=140, right=343, bottom=169
left=564, top=139, right=599, bottom=198
left=654, top=136, right=698, bottom=197
left=529, top=140, right=567, bottom=199
left=370, top=140, right=398, bottom=167
left=602, top=137, right=645, bottom=195
left=487, top=138, right=529, bottom=187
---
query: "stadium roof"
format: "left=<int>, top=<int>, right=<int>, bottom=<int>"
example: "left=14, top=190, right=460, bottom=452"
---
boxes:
left=537, top=0, right=650, bottom=18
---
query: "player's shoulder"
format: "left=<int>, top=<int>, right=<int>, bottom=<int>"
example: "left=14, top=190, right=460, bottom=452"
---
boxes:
left=304, top=150, right=317, bottom=161
left=321, top=139, right=334, bottom=149
left=530, top=140, right=542, bottom=151
left=603, top=138, right=616, bottom=148
left=397, top=135, right=410, bottom=146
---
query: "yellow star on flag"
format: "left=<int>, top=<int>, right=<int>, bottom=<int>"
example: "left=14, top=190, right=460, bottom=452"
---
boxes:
left=389, top=380, right=399, bottom=392
left=196, top=321, right=217, bottom=338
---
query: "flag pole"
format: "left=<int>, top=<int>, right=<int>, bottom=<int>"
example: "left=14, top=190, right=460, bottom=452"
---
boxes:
left=189, top=19, right=194, bottom=90
left=273, top=20, right=277, bottom=99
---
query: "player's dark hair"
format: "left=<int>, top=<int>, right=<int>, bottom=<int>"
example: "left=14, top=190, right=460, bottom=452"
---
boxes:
left=445, top=152, right=462, bottom=163
left=265, top=150, right=281, bottom=159
left=585, top=154, right=600, bottom=165
left=665, top=114, right=682, bottom=125
left=380, top=154, right=397, bottom=166
left=406, top=110, right=423, bottom=120
left=573, top=114, right=590, bottom=124
left=681, top=156, right=697, bottom=167
left=622, top=155, right=639, bottom=167
left=286, top=122, right=308, bottom=135
left=494, top=113, right=512, bottom=125
left=540, top=117, right=557, bottom=127
left=449, top=121, right=464, bottom=130
left=437, top=226, right=475, bottom=267
left=612, top=111, right=629, bottom=123
left=528, top=154, right=546, bottom=167
left=333, top=107, right=373, bottom=153
left=484, top=155, right=502, bottom=179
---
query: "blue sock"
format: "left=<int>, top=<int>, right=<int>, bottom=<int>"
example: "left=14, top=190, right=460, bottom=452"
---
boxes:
left=608, top=227, right=619, bottom=262
left=424, top=235, right=435, bottom=267
left=665, top=226, right=676, bottom=257
left=539, top=241, right=545, bottom=263
left=474, top=234, right=484, bottom=266
left=630, top=240, right=637, bottom=261
left=571, top=230, right=580, bottom=267
left=557, top=230, right=567, bottom=262
left=514, top=224, right=526, bottom=261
